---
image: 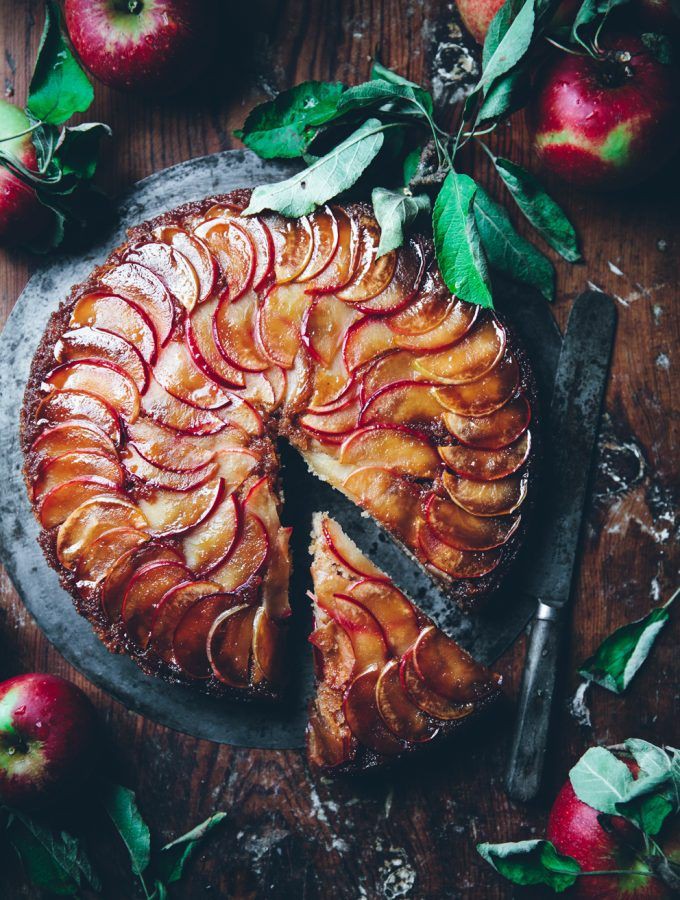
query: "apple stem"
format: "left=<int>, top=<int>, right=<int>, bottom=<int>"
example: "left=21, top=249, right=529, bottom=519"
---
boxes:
left=544, top=36, right=589, bottom=58
left=578, top=869, right=655, bottom=878
left=128, top=0, right=143, bottom=13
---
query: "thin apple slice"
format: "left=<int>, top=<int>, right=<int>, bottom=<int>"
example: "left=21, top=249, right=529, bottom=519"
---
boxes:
left=141, top=378, right=226, bottom=435
left=307, top=691, right=356, bottom=769
left=347, top=579, right=420, bottom=655
left=342, top=466, right=423, bottom=545
left=243, top=476, right=280, bottom=540
left=444, top=393, right=531, bottom=450
left=182, top=492, right=241, bottom=575
left=233, top=216, right=273, bottom=290
left=173, top=593, right=236, bottom=678
left=360, top=351, right=423, bottom=403
left=301, top=293, right=358, bottom=365
left=185, top=299, right=246, bottom=387
left=121, top=559, right=192, bottom=647
left=33, top=451, right=124, bottom=503
left=358, top=381, right=444, bottom=428
left=154, top=227, right=217, bottom=302
left=264, top=366, right=287, bottom=409
left=299, top=395, right=361, bottom=444
left=321, top=517, right=386, bottom=581
left=210, top=513, right=269, bottom=592
left=126, top=241, right=199, bottom=312
left=29, top=422, right=117, bottom=467
left=284, top=349, right=313, bottom=414
left=207, top=603, right=257, bottom=686
left=424, top=493, right=520, bottom=551
left=317, top=592, right=389, bottom=673
left=256, top=282, right=310, bottom=367
left=214, top=290, right=269, bottom=372
left=263, top=213, right=314, bottom=284
left=260, top=527, right=291, bottom=621
left=102, top=543, right=183, bottom=623
left=122, top=445, right=217, bottom=491
left=100, top=262, right=174, bottom=346
left=438, top=431, right=531, bottom=480
left=154, top=339, right=231, bottom=409
left=127, top=416, right=246, bottom=471
left=413, top=625, right=501, bottom=704
left=391, top=299, right=478, bottom=352
left=307, top=354, right=353, bottom=410
left=376, top=659, right=439, bottom=742
left=342, top=316, right=393, bottom=373
left=339, top=425, right=439, bottom=478
left=345, top=238, right=425, bottom=315
left=297, top=205, right=339, bottom=282
left=442, top=470, right=528, bottom=516
left=194, top=219, right=254, bottom=300
left=55, top=327, right=148, bottom=393
left=337, top=216, right=397, bottom=304
left=212, top=448, right=260, bottom=493
left=343, top=667, right=405, bottom=756
left=34, top=390, right=122, bottom=445
left=75, top=527, right=150, bottom=585
left=39, top=478, right=123, bottom=529
left=251, top=606, right=284, bottom=684
left=415, top=316, right=506, bottom=384
left=434, top=352, right=520, bottom=417
left=417, top=519, right=501, bottom=579
left=306, top=206, right=359, bottom=294
left=70, top=293, right=157, bottom=363
left=309, top=620, right=356, bottom=689
left=43, top=359, right=140, bottom=423
left=232, top=371, right=276, bottom=407
left=56, top=495, right=148, bottom=569
left=400, top=650, right=476, bottom=721
left=150, top=579, right=222, bottom=663
left=218, top=393, right=264, bottom=436
left=387, top=266, right=451, bottom=335
left=138, top=477, right=224, bottom=537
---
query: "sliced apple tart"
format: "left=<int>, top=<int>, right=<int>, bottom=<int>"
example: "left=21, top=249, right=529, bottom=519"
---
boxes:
left=308, top=514, right=502, bottom=771
left=22, top=189, right=536, bottom=697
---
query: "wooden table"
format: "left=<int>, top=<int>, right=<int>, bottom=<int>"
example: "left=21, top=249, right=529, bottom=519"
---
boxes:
left=1, top=2, right=677, bottom=897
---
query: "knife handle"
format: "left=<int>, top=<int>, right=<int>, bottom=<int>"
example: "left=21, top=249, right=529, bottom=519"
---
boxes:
left=505, top=602, right=563, bottom=802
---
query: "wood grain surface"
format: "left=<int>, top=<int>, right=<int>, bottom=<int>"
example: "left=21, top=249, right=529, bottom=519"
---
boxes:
left=1, top=2, right=678, bottom=897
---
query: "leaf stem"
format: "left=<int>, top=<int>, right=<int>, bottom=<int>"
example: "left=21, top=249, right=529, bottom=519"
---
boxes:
left=0, top=122, right=43, bottom=143
left=662, top=586, right=680, bottom=610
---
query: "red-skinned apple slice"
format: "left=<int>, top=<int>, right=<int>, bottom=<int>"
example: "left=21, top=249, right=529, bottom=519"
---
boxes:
left=122, top=445, right=217, bottom=491
left=138, top=477, right=224, bottom=537
left=100, top=263, right=174, bottom=346
left=185, top=300, right=246, bottom=388
left=207, top=603, right=257, bottom=686
left=400, top=650, right=476, bottom=721
left=256, top=282, right=310, bottom=367
left=194, top=219, right=255, bottom=300
left=358, top=381, right=444, bottom=428
left=417, top=519, right=501, bottom=579
left=243, top=476, right=280, bottom=540
left=127, top=416, right=238, bottom=472
left=126, top=241, right=199, bottom=312
left=43, top=359, right=141, bottom=423
left=263, top=213, right=313, bottom=284
left=56, top=495, right=148, bottom=569
left=212, top=448, right=260, bottom=493
left=70, top=293, right=157, bottom=363
left=337, top=216, right=397, bottom=304
left=38, top=477, right=123, bottom=529
left=342, top=466, right=423, bottom=545
left=55, top=326, right=149, bottom=393
left=181, top=492, right=241, bottom=575
left=307, top=694, right=356, bottom=769
left=442, top=470, right=529, bottom=516
left=306, top=206, right=359, bottom=294
left=141, top=378, right=226, bottom=435
left=389, top=299, right=478, bottom=352
left=121, top=559, right=192, bottom=647
left=102, top=543, right=183, bottom=623
left=233, top=216, right=274, bottom=290
left=342, top=316, right=393, bottom=373
left=154, top=339, right=231, bottom=409
left=29, top=421, right=117, bottom=467
left=438, top=431, right=531, bottom=480
left=345, top=238, right=425, bottom=316
left=415, top=316, right=506, bottom=384
left=424, top=493, right=520, bottom=551
left=307, top=354, right=353, bottom=410
left=360, top=351, right=423, bottom=404
left=387, top=266, right=451, bottom=335
left=233, top=371, right=277, bottom=407
left=321, top=517, right=386, bottom=581
left=173, top=593, right=236, bottom=678
left=316, top=592, right=389, bottom=672
left=264, top=366, right=287, bottom=409
left=339, top=425, right=439, bottom=478
left=149, top=580, right=222, bottom=664
left=376, top=659, right=439, bottom=742
left=218, top=393, right=264, bottom=436
left=343, top=667, right=405, bottom=756
left=297, top=205, right=339, bottom=282
left=154, top=226, right=217, bottom=302
left=299, top=394, right=361, bottom=444
left=301, top=293, right=358, bottom=365
left=444, top=393, right=531, bottom=450
left=210, top=513, right=269, bottom=592
left=434, top=352, right=520, bottom=417
left=260, top=527, right=291, bottom=621
left=251, top=606, right=284, bottom=684
left=347, top=579, right=420, bottom=655
left=309, top=620, right=356, bottom=689
left=75, top=527, right=150, bottom=585
left=413, top=625, right=501, bottom=704
left=33, top=451, right=124, bottom=503
left=34, top=389, right=122, bottom=445
left=214, top=290, right=269, bottom=373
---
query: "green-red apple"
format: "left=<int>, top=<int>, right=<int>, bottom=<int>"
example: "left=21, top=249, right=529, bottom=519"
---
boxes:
left=0, top=99, right=51, bottom=245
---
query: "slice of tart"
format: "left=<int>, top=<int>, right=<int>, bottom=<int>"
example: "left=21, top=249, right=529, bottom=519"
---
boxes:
left=307, top=513, right=502, bottom=772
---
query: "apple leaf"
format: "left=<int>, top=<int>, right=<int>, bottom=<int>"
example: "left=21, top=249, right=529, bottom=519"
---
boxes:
left=571, top=0, right=632, bottom=51
left=477, top=0, right=536, bottom=96
left=402, top=146, right=422, bottom=185
left=483, top=0, right=526, bottom=67
left=235, top=81, right=345, bottom=159
left=625, top=739, right=673, bottom=785
left=56, top=123, right=112, bottom=181
left=477, top=68, right=530, bottom=123
left=615, top=793, right=674, bottom=836
left=244, top=119, right=389, bottom=217
left=433, top=171, right=493, bottom=308
left=102, top=783, right=151, bottom=878
left=338, top=79, right=434, bottom=121
left=473, top=185, right=554, bottom=301
left=491, top=156, right=581, bottom=261
left=569, top=747, right=634, bottom=815
left=155, top=812, right=226, bottom=885
left=372, top=186, right=430, bottom=256
left=477, top=839, right=581, bottom=892
left=27, top=0, right=94, bottom=126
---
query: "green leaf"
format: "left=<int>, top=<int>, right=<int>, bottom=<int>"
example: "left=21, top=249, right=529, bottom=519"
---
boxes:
left=152, top=881, right=169, bottom=900
left=235, top=81, right=345, bottom=159
left=478, top=0, right=535, bottom=96
left=624, top=739, right=672, bottom=784
left=102, top=783, right=151, bottom=877
left=473, top=185, right=554, bottom=301
left=492, top=156, right=581, bottom=261
left=668, top=748, right=680, bottom=807
left=402, top=147, right=422, bottom=185
left=27, top=0, right=94, bottom=125
left=571, top=0, right=631, bottom=50
left=244, top=118, right=389, bottom=217
left=477, top=67, right=530, bottom=123
left=372, top=186, right=430, bottom=257
left=371, top=60, right=421, bottom=89
left=155, top=813, right=226, bottom=885
left=483, top=0, right=526, bottom=68
left=56, top=122, right=111, bottom=180
left=616, top=793, right=673, bottom=836
left=433, top=171, right=493, bottom=308
left=569, top=747, right=634, bottom=814
left=477, top=839, right=581, bottom=892
left=338, top=79, right=434, bottom=120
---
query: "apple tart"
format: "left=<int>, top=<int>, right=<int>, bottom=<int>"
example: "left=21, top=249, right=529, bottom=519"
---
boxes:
left=22, top=189, right=536, bottom=699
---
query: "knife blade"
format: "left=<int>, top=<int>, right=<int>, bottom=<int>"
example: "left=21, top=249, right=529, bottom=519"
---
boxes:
left=505, top=289, right=616, bottom=802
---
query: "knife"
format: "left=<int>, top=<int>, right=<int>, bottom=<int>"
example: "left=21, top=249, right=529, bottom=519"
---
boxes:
left=505, top=290, right=616, bottom=802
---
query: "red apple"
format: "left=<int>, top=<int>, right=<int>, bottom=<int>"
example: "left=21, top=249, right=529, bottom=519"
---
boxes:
left=0, top=99, right=51, bottom=245
left=0, top=674, right=97, bottom=809
left=63, top=0, right=217, bottom=96
left=547, top=757, right=680, bottom=899
left=456, top=0, right=579, bottom=44
left=528, top=35, right=680, bottom=189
